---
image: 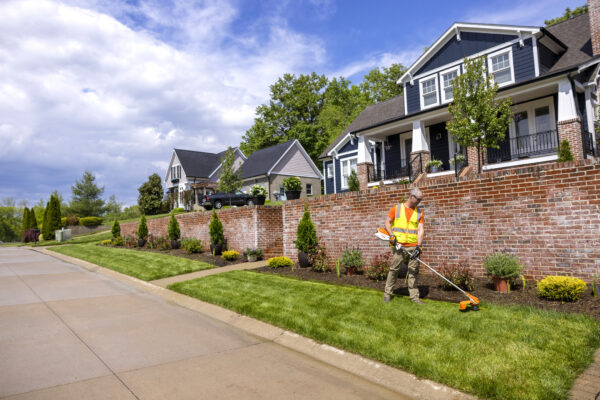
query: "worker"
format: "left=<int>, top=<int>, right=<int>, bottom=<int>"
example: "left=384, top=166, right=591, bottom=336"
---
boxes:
left=383, top=188, right=424, bottom=304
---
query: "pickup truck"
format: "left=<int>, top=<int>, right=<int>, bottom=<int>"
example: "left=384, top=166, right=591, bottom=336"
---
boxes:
left=201, top=191, right=254, bottom=210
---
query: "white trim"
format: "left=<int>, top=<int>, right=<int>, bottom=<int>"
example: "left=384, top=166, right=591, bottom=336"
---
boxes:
left=426, top=170, right=455, bottom=178
left=557, top=78, right=578, bottom=122
left=532, top=36, right=540, bottom=77
left=339, top=156, right=358, bottom=190
left=487, top=47, right=515, bottom=87
left=577, top=58, right=600, bottom=73
left=266, top=141, right=295, bottom=176
left=332, top=152, right=337, bottom=193
left=419, top=73, right=440, bottom=110
left=482, top=154, right=558, bottom=170
left=336, top=149, right=359, bottom=157
left=403, top=85, right=408, bottom=115
left=327, top=133, right=353, bottom=156
left=440, top=65, right=461, bottom=104
left=268, top=140, right=323, bottom=179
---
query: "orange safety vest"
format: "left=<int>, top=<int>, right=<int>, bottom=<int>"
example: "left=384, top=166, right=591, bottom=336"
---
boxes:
left=391, top=203, right=421, bottom=244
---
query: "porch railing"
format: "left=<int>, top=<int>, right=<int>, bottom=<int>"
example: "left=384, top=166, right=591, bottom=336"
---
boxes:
left=487, top=130, right=558, bottom=164
left=582, top=130, right=596, bottom=158
left=368, top=152, right=422, bottom=183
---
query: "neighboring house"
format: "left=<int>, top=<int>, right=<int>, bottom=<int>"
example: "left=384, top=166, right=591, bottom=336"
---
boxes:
left=320, top=2, right=600, bottom=193
left=240, top=139, right=323, bottom=202
left=165, top=148, right=246, bottom=209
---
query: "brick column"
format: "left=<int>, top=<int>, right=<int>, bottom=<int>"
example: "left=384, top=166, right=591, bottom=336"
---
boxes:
left=410, top=151, right=429, bottom=176
left=467, top=146, right=488, bottom=173
left=557, top=118, right=584, bottom=160
left=357, top=162, right=373, bottom=190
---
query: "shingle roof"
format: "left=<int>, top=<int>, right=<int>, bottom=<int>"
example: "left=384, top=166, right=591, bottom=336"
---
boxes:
left=319, top=96, right=405, bottom=159
left=174, top=148, right=227, bottom=178
left=240, top=140, right=295, bottom=179
left=544, top=13, right=594, bottom=73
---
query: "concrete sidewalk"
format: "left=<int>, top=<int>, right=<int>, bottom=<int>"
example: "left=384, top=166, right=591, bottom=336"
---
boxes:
left=150, top=260, right=267, bottom=288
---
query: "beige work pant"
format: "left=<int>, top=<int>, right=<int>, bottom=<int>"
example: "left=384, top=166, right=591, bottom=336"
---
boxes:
left=384, top=247, right=420, bottom=300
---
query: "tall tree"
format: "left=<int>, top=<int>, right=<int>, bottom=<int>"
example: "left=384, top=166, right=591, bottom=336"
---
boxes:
left=21, top=207, right=30, bottom=233
left=29, top=208, right=38, bottom=229
left=446, top=57, right=512, bottom=173
left=359, top=63, right=407, bottom=104
left=42, top=195, right=61, bottom=240
left=69, top=170, right=106, bottom=217
left=0, top=200, right=21, bottom=242
left=545, top=4, right=588, bottom=26
left=216, top=147, right=243, bottom=193
left=138, top=173, right=164, bottom=215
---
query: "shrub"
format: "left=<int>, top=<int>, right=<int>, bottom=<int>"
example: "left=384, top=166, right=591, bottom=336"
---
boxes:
left=80, top=216, right=103, bottom=227
left=243, top=247, right=263, bottom=260
left=366, top=254, right=390, bottom=281
left=101, top=239, right=112, bottom=246
left=111, top=220, right=121, bottom=239
left=66, top=215, right=79, bottom=226
left=483, top=253, right=523, bottom=279
left=112, top=236, right=124, bottom=246
left=295, top=203, right=318, bottom=253
left=341, top=247, right=364, bottom=273
left=557, top=140, right=574, bottom=162
left=209, top=210, right=224, bottom=245
left=267, top=256, right=294, bottom=268
left=438, top=260, right=474, bottom=291
left=309, top=245, right=330, bottom=272
left=250, top=185, right=267, bottom=196
left=23, top=228, right=40, bottom=243
left=222, top=250, right=239, bottom=261
left=61, top=217, right=67, bottom=227
left=182, top=238, right=203, bottom=254
left=537, top=276, right=587, bottom=302
left=123, top=236, right=137, bottom=248
left=138, top=215, right=148, bottom=239
left=167, top=213, right=180, bottom=241
left=348, top=170, right=360, bottom=192
left=426, top=159, right=443, bottom=170
left=449, top=154, right=467, bottom=165
left=282, top=176, right=302, bottom=192
left=156, top=236, right=170, bottom=251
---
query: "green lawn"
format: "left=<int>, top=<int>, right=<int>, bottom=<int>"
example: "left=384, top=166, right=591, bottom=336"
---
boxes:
left=169, top=271, right=600, bottom=400
left=49, top=244, right=214, bottom=281
left=32, top=230, right=112, bottom=247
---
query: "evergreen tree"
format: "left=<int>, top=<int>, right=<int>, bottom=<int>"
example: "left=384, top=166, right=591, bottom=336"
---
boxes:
left=29, top=208, right=38, bottom=229
left=167, top=213, right=180, bottom=241
left=295, top=203, right=318, bottom=253
left=557, top=140, right=574, bottom=162
left=111, top=220, right=121, bottom=239
left=52, top=194, right=62, bottom=230
left=138, top=173, right=164, bottom=215
left=348, top=170, right=360, bottom=192
left=208, top=210, right=224, bottom=245
left=137, top=215, right=148, bottom=239
left=42, top=200, right=50, bottom=239
left=69, top=170, right=106, bottom=217
left=21, top=207, right=30, bottom=234
left=216, top=147, right=243, bottom=193
left=42, top=195, right=61, bottom=240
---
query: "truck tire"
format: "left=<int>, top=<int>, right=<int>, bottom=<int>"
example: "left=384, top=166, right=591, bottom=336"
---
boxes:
left=214, top=200, right=223, bottom=209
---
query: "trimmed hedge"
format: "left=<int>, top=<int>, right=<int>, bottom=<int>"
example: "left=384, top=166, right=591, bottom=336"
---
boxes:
left=79, top=216, right=103, bottom=227
left=537, top=276, right=587, bottom=302
left=267, top=256, right=293, bottom=268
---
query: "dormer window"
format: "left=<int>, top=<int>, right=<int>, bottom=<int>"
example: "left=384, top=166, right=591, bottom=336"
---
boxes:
left=171, top=165, right=181, bottom=181
left=488, top=49, right=514, bottom=86
left=441, top=67, right=460, bottom=103
left=420, top=75, right=439, bottom=109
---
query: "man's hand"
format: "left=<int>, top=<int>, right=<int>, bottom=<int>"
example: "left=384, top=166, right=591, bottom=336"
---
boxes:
left=390, top=235, right=397, bottom=247
left=411, top=245, right=422, bottom=259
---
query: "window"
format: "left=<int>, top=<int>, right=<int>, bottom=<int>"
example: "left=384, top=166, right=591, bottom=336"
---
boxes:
left=534, top=106, right=550, bottom=132
left=171, top=165, right=181, bottom=180
left=441, top=67, right=459, bottom=103
left=488, top=49, right=514, bottom=86
left=420, top=75, right=438, bottom=109
left=326, top=163, right=333, bottom=179
left=340, top=157, right=357, bottom=189
left=306, top=183, right=312, bottom=195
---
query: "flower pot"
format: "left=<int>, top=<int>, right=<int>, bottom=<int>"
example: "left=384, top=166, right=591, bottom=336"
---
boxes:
left=247, top=254, right=258, bottom=262
left=253, top=196, right=266, bottom=205
left=493, top=276, right=509, bottom=293
left=170, top=240, right=180, bottom=250
left=298, top=251, right=312, bottom=268
left=428, top=166, right=440, bottom=173
left=138, top=239, right=146, bottom=247
left=346, top=268, right=356, bottom=276
left=285, top=190, right=301, bottom=200
left=210, top=243, right=223, bottom=256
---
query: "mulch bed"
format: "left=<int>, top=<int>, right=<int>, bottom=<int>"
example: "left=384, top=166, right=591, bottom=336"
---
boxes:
left=131, top=246, right=245, bottom=267
left=256, top=266, right=600, bottom=320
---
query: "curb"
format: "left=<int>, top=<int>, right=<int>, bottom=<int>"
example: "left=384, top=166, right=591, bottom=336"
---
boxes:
left=33, top=247, right=477, bottom=400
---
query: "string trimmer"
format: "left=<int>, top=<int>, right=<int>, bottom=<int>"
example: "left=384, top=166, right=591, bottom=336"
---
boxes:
left=374, top=228, right=479, bottom=312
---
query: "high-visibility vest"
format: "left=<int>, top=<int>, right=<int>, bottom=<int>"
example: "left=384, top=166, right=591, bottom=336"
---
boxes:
left=391, top=203, right=421, bottom=244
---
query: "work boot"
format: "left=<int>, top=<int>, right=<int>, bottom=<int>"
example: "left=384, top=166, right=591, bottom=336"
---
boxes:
left=411, top=299, right=424, bottom=305
left=383, top=294, right=392, bottom=303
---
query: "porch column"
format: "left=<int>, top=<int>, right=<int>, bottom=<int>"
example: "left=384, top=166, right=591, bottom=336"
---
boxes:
left=357, top=135, right=373, bottom=190
left=410, top=120, right=430, bottom=175
left=557, top=78, right=584, bottom=159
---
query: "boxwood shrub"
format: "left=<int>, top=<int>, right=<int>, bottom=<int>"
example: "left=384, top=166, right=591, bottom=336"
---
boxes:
left=267, top=256, right=293, bottom=268
left=222, top=250, right=239, bottom=261
left=79, top=216, right=103, bottom=227
left=537, top=276, right=587, bottom=302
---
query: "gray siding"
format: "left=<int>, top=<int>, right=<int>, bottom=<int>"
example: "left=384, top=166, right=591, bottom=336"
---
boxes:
left=538, top=42, right=559, bottom=75
left=513, top=39, right=535, bottom=83
left=416, top=31, right=517, bottom=76
left=406, top=82, right=420, bottom=114
left=271, top=146, right=319, bottom=177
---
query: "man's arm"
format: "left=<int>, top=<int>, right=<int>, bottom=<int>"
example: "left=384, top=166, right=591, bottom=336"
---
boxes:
left=417, top=222, right=424, bottom=246
left=385, top=216, right=393, bottom=237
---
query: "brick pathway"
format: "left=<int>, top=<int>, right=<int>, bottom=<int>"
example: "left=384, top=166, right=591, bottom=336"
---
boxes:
left=569, top=349, right=600, bottom=399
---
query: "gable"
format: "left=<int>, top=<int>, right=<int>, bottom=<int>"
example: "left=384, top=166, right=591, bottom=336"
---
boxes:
left=165, top=151, right=182, bottom=182
left=338, top=138, right=358, bottom=153
left=271, top=145, right=320, bottom=178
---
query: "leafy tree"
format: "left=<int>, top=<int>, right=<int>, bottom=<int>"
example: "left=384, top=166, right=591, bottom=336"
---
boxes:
left=217, top=147, right=243, bottom=193
left=447, top=57, right=512, bottom=173
left=209, top=210, right=224, bottom=245
left=318, top=78, right=369, bottom=143
left=111, top=220, right=121, bottom=239
left=359, top=63, right=406, bottom=104
left=557, top=140, right=574, bottom=162
left=295, top=203, right=318, bottom=253
left=137, top=215, right=148, bottom=239
left=167, top=213, right=180, bottom=241
left=138, top=173, right=164, bottom=215
left=69, top=171, right=106, bottom=217
left=545, top=4, right=588, bottom=26
left=0, top=202, right=22, bottom=242
left=348, top=170, right=360, bottom=192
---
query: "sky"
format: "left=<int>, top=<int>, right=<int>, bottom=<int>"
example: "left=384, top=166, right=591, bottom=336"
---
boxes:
left=0, top=0, right=583, bottom=207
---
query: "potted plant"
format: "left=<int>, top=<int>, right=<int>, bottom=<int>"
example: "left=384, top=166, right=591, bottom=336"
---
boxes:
left=137, top=214, right=148, bottom=247
left=243, top=247, right=263, bottom=262
left=282, top=176, right=302, bottom=200
left=167, top=213, right=181, bottom=249
left=295, top=203, right=318, bottom=268
left=341, top=247, right=364, bottom=275
left=483, top=253, right=523, bottom=292
left=426, top=159, right=443, bottom=173
left=209, top=209, right=225, bottom=255
left=449, top=154, right=467, bottom=171
left=250, top=185, right=268, bottom=205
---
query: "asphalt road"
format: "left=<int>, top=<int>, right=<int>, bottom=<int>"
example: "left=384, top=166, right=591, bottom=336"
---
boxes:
left=0, top=247, right=405, bottom=400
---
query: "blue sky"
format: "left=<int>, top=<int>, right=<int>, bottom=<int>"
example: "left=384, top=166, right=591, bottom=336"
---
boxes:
left=0, top=0, right=582, bottom=207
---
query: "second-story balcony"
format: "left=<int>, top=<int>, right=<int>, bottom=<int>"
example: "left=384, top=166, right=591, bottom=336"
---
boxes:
left=487, top=130, right=559, bottom=164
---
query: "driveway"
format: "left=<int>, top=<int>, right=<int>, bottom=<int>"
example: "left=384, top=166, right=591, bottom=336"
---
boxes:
left=0, top=247, right=405, bottom=399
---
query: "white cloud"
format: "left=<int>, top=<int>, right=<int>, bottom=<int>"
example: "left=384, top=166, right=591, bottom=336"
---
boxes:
left=331, top=48, right=424, bottom=82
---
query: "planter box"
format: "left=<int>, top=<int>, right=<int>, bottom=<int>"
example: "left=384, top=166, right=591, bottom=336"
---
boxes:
left=253, top=196, right=266, bottom=205
left=285, top=190, right=301, bottom=200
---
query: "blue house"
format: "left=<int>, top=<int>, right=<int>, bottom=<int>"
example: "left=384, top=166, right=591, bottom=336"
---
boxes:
left=320, top=7, right=599, bottom=193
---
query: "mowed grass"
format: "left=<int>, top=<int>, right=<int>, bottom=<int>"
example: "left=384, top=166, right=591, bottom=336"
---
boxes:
left=169, top=271, right=600, bottom=400
left=33, top=230, right=112, bottom=247
left=50, top=244, right=214, bottom=281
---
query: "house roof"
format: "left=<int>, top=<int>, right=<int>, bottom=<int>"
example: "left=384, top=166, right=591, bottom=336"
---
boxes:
left=240, top=140, right=296, bottom=178
left=173, top=148, right=227, bottom=178
left=319, top=96, right=405, bottom=159
left=543, top=13, right=594, bottom=74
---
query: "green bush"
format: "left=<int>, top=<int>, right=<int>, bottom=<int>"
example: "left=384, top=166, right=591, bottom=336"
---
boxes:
left=112, top=236, right=124, bottom=246
left=167, top=213, right=180, bottom=241
left=222, top=250, right=239, bottom=261
left=101, top=239, right=112, bottom=246
left=138, top=215, right=148, bottom=239
left=173, top=207, right=185, bottom=214
left=365, top=254, right=390, bottom=281
left=156, top=236, right=170, bottom=251
left=123, top=236, right=137, bottom=248
left=557, top=140, right=574, bottom=162
left=483, top=253, right=523, bottom=279
left=295, top=203, right=317, bottom=253
left=267, top=256, right=294, bottom=268
left=209, top=210, right=224, bottom=245
left=348, top=170, right=360, bottom=191
left=282, top=176, right=302, bottom=191
left=310, top=245, right=330, bottom=272
left=243, top=247, right=263, bottom=260
left=79, top=216, right=103, bottom=227
left=537, top=276, right=587, bottom=302
left=65, top=215, right=79, bottom=226
left=439, top=260, right=474, bottom=291
left=111, top=220, right=120, bottom=239
left=341, top=247, right=364, bottom=273
left=250, top=185, right=267, bottom=196
left=182, top=238, right=203, bottom=254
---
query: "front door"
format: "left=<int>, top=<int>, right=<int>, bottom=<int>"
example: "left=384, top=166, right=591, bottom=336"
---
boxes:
left=404, top=138, right=412, bottom=169
left=429, top=122, right=449, bottom=170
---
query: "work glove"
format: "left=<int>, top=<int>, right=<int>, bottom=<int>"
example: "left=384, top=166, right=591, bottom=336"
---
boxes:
left=411, top=245, right=422, bottom=259
left=390, top=235, right=397, bottom=247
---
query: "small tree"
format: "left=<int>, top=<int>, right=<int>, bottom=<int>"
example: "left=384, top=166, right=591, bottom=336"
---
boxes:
left=209, top=210, right=224, bottom=245
left=447, top=56, right=512, bottom=173
left=217, top=147, right=243, bottom=193
left=69, top=171, right=106, bottom=217
left=111, top=220, right=121, bottom=239
left=557, top=140, right=574, bottom=162
left=167, top=213, right=181, bottom=241
left=137, top=215, right=148, bottom=240
left=138, top=173, right=164, bottom=215
left=295, top=203, right=318, bottom=253
left=348, top=170, right=360, bottom=191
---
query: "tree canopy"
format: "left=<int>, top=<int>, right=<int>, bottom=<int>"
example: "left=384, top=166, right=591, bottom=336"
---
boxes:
left=69, top=171, right=106, bottom=217
left=138, top=173, right=164, bottom=215
left=217, top=147, right=243, bottom=193
left=545, top=4, right=588, bottom=26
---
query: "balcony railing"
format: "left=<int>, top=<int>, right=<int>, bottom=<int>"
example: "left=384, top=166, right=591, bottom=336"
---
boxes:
left=582, top=130, right=596, bottom=158
left=487, top=130, right=558, bottom=164
left=368, top=153, right=422, bottom=183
